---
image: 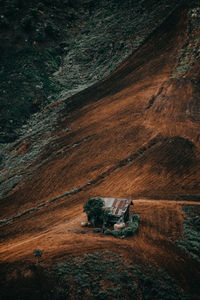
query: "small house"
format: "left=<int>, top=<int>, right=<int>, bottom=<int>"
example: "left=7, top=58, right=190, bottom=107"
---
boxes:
left=101, top=197, right=133, bottom=225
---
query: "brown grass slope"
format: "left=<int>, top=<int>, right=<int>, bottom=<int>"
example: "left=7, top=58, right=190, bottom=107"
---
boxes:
left=1, top=6, right=200, bottom=218
left=0, top=5, right=200, bottom=299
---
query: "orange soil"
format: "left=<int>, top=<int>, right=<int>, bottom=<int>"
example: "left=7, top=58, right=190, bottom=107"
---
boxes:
left=0, top=198, right=200, bottom=297
left=0, top=6, right=200, bottom=299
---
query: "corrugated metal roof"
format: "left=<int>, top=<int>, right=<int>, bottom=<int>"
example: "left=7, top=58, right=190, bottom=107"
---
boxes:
left=100, top=197, right=133, bottom=217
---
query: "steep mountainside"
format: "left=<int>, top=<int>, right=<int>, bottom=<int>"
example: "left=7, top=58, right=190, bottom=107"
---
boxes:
left=0, top=0, right=181, bottom=143
left=0, top=1, right=200, bottom=299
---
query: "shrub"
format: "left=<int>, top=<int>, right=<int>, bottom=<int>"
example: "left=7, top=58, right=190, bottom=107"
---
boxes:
left=34, top=28, right=46, bottom=42
left=104, top=229, right=112, bottom=235
left=38, top=2, right=45, bottom=10
left=0, top=16, right=9, bottom=28
left=130, top=221, right=139, bottom=231
left=122, top=220, right=139, bottom=237
left=33, top=249, right=43, bottom=257
left=14, top=0, right=26, bottom=8
left=21, top=16, right=34, bottom=32
left=45, top=23, right=57, bottom=36
left=33, top=249, right=43, bottom=264
left=93, top=228, right=101, bottom=233
left=83, top=197, right=104, bottom=226
left=111, top=229, right=121, bottom=238
left=122, top=226, right=134, bottom=237
left=30, top=9, right=39, bottom=18
left=176, top=205, right=200, bottom=262
left=132, top=214, right=140, bottom=222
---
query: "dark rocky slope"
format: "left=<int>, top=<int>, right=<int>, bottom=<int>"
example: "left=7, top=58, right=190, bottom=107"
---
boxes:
left=0, top=0, right=181, bottom=143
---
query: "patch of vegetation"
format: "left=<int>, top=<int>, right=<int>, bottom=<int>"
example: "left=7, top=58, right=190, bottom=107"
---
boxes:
left=0, top=46, right=63, bottom=143
left=93, top=227, right=101, bottom=233
left=84, top=197, right=105, bottom=226
left=0, top=0, right=85, bottom=143
left=176, top=205, right=200, bottom=262
left=84, top=197, right=114, bottom=227
left=104, top=214, right=140, bottom=239
left=84, top=198, right=139, bottom=238
left=175, top=195, right=200, bottom=201
left=171, top=6, right=200, bottom=79
left=33, top=249, right=43, bottom=264
left=54, top=251, right=188, bottom=300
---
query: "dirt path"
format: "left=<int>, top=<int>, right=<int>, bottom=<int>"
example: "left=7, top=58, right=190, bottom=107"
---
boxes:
left=0, top=199, right=199, bottom=262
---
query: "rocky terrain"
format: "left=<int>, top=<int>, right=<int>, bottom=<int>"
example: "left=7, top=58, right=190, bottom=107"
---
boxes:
left=0, top=0, right=200, bottom=299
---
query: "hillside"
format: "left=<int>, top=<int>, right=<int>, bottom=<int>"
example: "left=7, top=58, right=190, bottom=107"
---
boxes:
left=0, top=1, right=200, bottom=299
left=0, top=0, right=180, bottom=143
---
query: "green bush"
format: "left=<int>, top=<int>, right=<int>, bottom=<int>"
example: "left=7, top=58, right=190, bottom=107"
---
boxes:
left=111, top=229, right=121, bottom=238
left=93, top=228, right=101, bottom=233
left=0, top=16, right=9, bottom=28
left=38, top=2, right=45, bottom=10
left=33, top=249, right=43, bottom=264
left=102, top=213, right=140, bottom=238
left=33, top=249, right=43, bottom=258
left=130, top=221, right=139, bottom=231
left=132, top=214, right=140, bottom=222
left=104, top=229, right=112, bottom=235
left=122, top=220, right=139, bottom=237
left=14, top=0, right=26, bottom=8
left=176, top=205, right=200, bottom=262
left=21, top=16, right=34, bottom=32
left=45, top=23, right=57, bottom=36
left=122, top=226, right=134, bottom=237
left=83, top=198, right=104, bottom=226
left=34, top=28, right=46, bottom=42
left=30, top=9, right=39, bottom=18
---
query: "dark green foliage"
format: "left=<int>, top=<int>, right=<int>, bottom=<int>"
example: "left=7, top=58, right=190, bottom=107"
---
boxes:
left=33, top=249, right=43, bottom=264
left=83, top=198, right=116, bottom=228
left=104, top=229, right=112, bottom=235
left=55, top=252, right=188, bottom=300
left=111, top=229, right=121, bottom=238
left=21, top=16, right=34, bottom=32
left=132, top=214, right=140, bottom=222
left=124, top=220, right=139, bottom=237
left=83, top=197, right=104, bottom=226
left=104, top=214, right=140, bottom=238
left=45, top=23, right=57, bottom=36
left=0, top=46, right=62, bottom=142
left=122, top=226, right=134, bottom=237
left=176, top=205, right=200, bottom=262
left=33, top=249, right=43, bottom=258
left=0, top=16, right=9, bottom=28
left=34, top=27, right=46, bottom=42
left=38, top=2, right=45, bottom=10
left=30, top=8, right=39, bottom=18
left=0, top=0, right=82, bottom=143
left=93, top=228, right=101, bottom=233
left=102, top=208, right=112, bottom=225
